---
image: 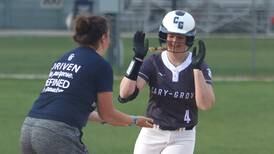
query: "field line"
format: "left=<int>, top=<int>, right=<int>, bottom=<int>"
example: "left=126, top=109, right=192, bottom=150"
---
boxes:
left=0, top=74, right=48, bottom=80
left=1, top=73, right=274, bottom=82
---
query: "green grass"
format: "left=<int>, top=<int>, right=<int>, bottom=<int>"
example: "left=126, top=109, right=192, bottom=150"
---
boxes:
left=205, top=38, right=274, bottom=76
left=1, top=36, right=274, bottom=153
left=195, top=81, right=274, bottom=154
left=0, top=37, right=75, bottom=74
left=1, top=79, right=274, bottom=154
left=0, top=36, right=273, bottom=76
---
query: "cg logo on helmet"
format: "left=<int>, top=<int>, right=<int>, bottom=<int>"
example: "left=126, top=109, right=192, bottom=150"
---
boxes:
left=173, top=16, right=184, bottom=29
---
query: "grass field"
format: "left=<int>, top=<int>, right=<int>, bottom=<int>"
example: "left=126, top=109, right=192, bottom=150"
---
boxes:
left=0, top=36, right=274, bottom=76
left=0, top=79, right=274, bottom=154
left=0, top=36, right=274, bottom=153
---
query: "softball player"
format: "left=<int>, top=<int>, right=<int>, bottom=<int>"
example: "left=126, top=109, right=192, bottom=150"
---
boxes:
left=20, top=15, right=153, bottom=154
left=119, top=10, right=215, bottom=154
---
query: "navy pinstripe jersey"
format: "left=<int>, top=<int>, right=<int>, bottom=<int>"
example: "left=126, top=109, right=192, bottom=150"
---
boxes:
left=138, top=51, right=212, bottom=129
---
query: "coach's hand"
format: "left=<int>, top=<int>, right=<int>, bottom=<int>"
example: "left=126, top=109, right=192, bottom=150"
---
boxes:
left=135, top=116, right=153, bottom=128
left=133, top=31, right=149, bottom=60
left=191, top=40, right=206, bottom=70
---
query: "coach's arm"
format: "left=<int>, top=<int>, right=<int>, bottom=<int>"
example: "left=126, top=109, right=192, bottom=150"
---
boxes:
left=88, top=91, right=153, bottom=127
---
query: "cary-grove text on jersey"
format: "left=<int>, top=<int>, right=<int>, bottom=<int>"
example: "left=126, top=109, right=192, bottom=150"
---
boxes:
left=151, top=86, right=194, bottom=100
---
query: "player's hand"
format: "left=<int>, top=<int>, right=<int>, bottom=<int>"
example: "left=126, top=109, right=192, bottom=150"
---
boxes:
left=135, top=116, right=153, bottom=128
left=191, top=40, right=206, bottom=70
left=133, top=31, right=149, bottom=60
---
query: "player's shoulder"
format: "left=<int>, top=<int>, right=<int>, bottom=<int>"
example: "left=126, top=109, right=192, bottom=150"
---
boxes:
left=144, top=52, right=162, bottom=63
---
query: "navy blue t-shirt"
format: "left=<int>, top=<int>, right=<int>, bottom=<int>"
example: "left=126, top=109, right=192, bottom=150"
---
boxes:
left=28, top=47, right=113, bottom=129
left=138, top=51, right=212, bottom=129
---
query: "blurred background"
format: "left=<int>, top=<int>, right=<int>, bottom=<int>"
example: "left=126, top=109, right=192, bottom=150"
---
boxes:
left=1, top=0, right=274, bottom=32
left=0, top=0, right=274, bottom=78
left=1, top=0, right=274, bottom=154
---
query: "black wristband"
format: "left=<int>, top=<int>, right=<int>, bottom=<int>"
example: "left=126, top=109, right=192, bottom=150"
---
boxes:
left=125, top=57, right=143, bottom=80
left=118, top=87, right=139, bottom=103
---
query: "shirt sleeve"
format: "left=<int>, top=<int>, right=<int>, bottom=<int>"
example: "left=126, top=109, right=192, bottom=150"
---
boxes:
left=200, top=62, right=213, bottom=84
left=138, top=55, right=154, bottom=82
left=95, top=60, right=113, bottom=92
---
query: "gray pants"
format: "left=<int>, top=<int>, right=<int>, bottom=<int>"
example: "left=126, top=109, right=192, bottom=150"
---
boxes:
left=20, top=117, right=88, bottom=154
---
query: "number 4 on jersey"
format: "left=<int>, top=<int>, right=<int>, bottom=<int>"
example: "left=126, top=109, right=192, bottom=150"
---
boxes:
left=184, top=110, right=191, bottom=123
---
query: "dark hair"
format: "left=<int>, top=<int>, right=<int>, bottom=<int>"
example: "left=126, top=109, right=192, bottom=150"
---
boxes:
left=73, top=15, right=109, bottom=48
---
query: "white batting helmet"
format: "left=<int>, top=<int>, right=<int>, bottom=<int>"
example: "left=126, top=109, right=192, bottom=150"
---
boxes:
left=159, top=10, right=196, bottom=47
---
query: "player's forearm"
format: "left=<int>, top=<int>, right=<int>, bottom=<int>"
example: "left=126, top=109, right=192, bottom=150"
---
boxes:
left=119, top=77, right=137, bottom=98
left=193, top=69, right=215, bottom=110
